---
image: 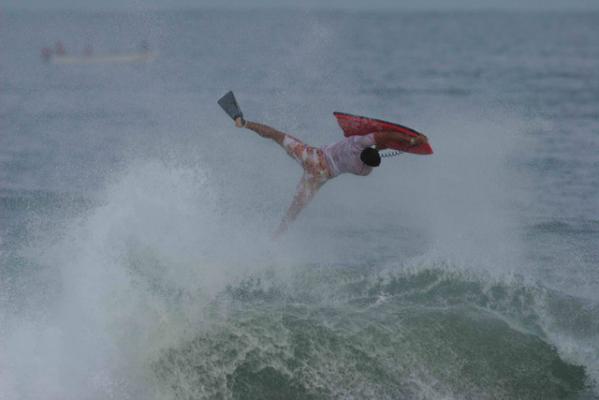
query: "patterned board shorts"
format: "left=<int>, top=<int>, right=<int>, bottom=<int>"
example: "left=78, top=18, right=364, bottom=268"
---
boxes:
left=283, top=135, right=332, bottom=183
left=282, top=135, right=332, bottom=205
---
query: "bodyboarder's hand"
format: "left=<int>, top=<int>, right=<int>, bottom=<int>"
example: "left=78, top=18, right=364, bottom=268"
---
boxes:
left=411, top=134, right=428, bottom=146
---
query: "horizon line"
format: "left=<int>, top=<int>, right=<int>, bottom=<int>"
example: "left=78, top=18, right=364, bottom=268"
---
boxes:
left=3, top=5, right=599, bottom=13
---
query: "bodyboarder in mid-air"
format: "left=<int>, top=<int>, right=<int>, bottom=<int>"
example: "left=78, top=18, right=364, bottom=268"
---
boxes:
left=217, top=91, right=430, bottom=237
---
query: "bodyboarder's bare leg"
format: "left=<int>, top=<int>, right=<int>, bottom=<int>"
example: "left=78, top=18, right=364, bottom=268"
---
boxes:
left=273, top=176, right=324, bottom=238
left=234, top=117, right=329, bottom=238
left=236, top=117, right=301, bottom=150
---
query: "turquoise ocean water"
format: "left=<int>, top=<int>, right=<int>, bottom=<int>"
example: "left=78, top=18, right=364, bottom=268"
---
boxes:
left=1, top=9, right=598, bottom=399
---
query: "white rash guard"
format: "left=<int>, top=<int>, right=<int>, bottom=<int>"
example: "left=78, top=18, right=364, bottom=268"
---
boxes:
left=321, top=133, right=376, bottom=178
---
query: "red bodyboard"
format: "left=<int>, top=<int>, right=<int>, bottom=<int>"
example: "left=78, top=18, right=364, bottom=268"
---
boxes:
left=334, top=112, right=433, bottom=155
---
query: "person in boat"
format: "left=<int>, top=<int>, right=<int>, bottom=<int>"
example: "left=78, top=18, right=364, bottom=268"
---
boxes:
left=233, top=116, right=428, bottom=237
left=41, top=47, right=52, bottom=62
left=54, top=41, right=66, bottom=56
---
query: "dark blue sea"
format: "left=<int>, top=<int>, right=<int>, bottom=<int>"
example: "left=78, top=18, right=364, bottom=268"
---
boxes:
left=1, top=8, right=598, bottom=399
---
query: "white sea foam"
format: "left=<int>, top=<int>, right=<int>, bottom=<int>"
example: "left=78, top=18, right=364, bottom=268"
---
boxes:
left=2, top=9, right=598, bottom=399
left=0, top=160, right=279, bottom=399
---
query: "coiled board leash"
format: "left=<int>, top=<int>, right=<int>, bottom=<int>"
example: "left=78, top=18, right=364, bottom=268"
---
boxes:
left=380, top=150, right=403, bottom=158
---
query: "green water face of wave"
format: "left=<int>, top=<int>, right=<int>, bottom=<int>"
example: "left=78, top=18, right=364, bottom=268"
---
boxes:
left=151, top=268, right=594, bottom=400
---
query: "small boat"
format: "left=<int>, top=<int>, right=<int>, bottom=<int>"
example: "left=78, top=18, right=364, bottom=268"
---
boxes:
left=50, top=51, right=157, bottom=65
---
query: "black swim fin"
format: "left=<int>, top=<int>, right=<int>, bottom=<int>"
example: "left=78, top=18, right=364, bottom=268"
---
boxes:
left=217, top=91, right=243, bottom=120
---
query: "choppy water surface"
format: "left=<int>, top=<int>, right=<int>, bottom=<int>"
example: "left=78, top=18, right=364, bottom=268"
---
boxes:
left=1, top=9, right=598, bottom=400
